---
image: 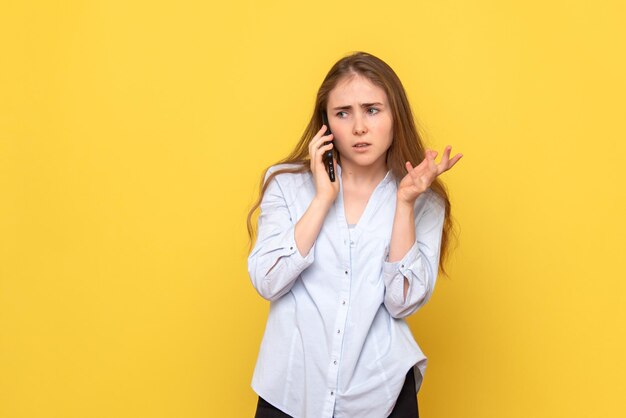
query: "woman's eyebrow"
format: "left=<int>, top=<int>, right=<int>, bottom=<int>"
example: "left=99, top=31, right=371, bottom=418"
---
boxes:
left=332, top=102, right=384, bottom=110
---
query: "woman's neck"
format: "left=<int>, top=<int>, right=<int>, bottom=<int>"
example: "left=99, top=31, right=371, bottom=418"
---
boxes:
left=340, top=160, right=388, bottom=189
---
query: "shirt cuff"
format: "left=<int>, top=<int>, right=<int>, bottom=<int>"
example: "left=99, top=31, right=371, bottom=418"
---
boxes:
left=382, top=240, right=419, bottom=285
left=282, top=224, right=315, bottom=270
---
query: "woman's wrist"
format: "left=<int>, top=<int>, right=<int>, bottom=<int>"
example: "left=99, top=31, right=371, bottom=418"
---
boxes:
left=396, top=195, right=417, bottom=211
left=312, top=195, right=335, bottom=211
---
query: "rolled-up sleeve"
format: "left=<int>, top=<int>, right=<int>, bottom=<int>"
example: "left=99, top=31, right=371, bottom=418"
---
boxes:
left=248, top=168, right=315, bottom=302
left=382, top=192, right=445, bottom=318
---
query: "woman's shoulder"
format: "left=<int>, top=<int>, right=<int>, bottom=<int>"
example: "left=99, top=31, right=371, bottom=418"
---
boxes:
left=414, top=188, right=446, bottom=214
left=263, top=162, right=312, bottom=188
left=426, top=188, right=445, bottom=207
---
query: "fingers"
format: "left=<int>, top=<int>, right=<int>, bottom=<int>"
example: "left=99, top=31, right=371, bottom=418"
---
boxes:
left=313, top=125, right=333, bottom=146
left=447, top=153, right=463, bottom=169
left=435, top=146, right=451, bottom=175
left=310, top=125, right=329, bottom=144
left=423, top=146, right=463, bottom=175
left=308, top=125, right=333, bottom=160
left=317, top=125, right=333, bottom=142
left=406, top=160, right=426, bottom=184
left=406, top=150, right=434, bottom=176
left=411, top=152, right=431, bottom=171
left=408, top=146, right=462, bottom=178
left=440, top=146, right=451, bottom=166
left=419, top=149, right=437, bottom=175
left=437, top=146, right=462, bottom=173
left=316, top=142, right=334, bottom=161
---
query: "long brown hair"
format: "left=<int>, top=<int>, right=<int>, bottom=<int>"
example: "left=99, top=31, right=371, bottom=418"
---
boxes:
left=246, top=51, right=456, bottom=276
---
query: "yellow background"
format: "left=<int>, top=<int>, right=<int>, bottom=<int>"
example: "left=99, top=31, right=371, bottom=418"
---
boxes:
left=1, top=1, right=625, bottom=417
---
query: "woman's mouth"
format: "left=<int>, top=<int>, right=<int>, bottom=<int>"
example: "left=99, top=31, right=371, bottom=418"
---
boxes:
left=353, top=143, right=371, bottom=152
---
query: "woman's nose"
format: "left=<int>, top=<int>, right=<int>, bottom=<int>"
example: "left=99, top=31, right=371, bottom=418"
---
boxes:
left=353, top=114, right=368, bottom=135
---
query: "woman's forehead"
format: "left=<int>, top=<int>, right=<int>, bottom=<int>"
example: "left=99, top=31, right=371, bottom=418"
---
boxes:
left=329, top=74, right=388, bottom=105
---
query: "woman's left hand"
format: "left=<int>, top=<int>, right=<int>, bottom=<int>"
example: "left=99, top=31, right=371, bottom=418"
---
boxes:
left=397, top=146, right=463, bottom=205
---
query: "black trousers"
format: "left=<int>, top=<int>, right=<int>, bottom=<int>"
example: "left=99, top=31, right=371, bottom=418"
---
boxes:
left=254, top=369, right=419, bottom=418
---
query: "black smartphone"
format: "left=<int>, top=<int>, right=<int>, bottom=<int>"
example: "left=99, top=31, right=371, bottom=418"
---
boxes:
left=321, top=111, right=336, bottom=182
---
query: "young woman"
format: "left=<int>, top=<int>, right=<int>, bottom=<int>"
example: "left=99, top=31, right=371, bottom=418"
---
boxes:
left=246, top=51, right=462, bottom=418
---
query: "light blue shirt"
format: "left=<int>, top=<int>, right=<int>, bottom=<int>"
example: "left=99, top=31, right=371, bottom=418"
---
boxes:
left=248, top=162, right=446, bottom=418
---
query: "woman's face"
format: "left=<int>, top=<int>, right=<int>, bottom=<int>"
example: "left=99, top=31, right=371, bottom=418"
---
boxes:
left=326, top=74, right=394, bottom=173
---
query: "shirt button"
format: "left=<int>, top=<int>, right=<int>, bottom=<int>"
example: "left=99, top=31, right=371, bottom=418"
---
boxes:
left=401, top=264, right=405, bottom=268
left=344, top=270, right=348, bottom=275
left=342, top=300, right=346, bottom=305
left=333, top=360, right=337, bottom=365
left=330, top=391, right=334, bottom=396
left=337, top=329, right=341, bottom=334
left=290, top=246, right=293, bottom=250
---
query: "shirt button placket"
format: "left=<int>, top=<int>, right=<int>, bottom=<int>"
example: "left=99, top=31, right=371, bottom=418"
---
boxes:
left=326, top=235, right=351, bottom=413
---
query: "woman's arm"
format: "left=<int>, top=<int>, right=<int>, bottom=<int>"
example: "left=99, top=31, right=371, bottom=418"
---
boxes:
left=248, top=126, right=339, bottom=302
left=382, top=146, right=462, bottom=318
left=247, top=170, right=322, bottom=302
left=383, top=193, right=445, bottom=318
left=293, top=196, right=333, bottom=260
left=387, top=198, right=417, bottom=298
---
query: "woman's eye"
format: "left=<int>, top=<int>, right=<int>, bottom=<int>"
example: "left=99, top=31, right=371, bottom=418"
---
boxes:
left=368, top=108, right=380, bottom=115
left=336, top=111, right=347, bottom=118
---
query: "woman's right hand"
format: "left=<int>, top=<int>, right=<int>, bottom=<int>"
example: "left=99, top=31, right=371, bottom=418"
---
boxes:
left=309, top=125, right=340, bottom=204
